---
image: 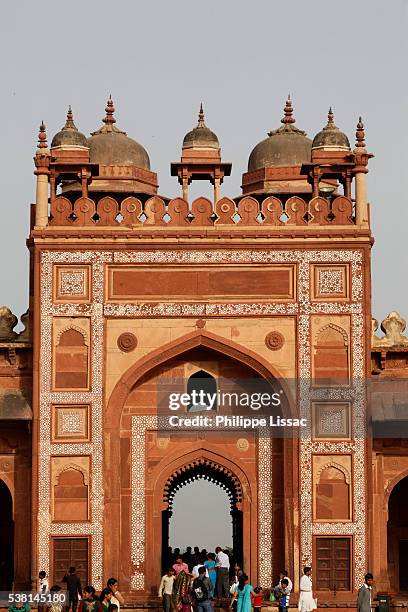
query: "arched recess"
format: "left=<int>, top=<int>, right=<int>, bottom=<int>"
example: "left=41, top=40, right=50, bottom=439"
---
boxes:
left=0, top=479, right=14, bottom=589
left=53, top=465, right=89, bottom=522
left=107, top=329, right=293, bottom=429
left=313, top=324, right=349, bottom=383
left=104, top=329, right=291, bottom=592
left=187, top=370, right=217, bottom=411
left=54, top=327, right=89, bottom=390
left=387, top=475, right=408, bottom=592
left=315, top=462, right=351, bottom=520
left=156, top=451, right=248, bottom=574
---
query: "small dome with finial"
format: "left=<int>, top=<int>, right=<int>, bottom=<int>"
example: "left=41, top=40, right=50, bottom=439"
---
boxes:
left=248, top=96, right=312, bottom=171
left=51, top=107, right=88, bottom=149
left=87, top=97, right=150, bottom=168
left=312, top=108, right=350, bottom=151
left=182, top=104, right=220, bottom=150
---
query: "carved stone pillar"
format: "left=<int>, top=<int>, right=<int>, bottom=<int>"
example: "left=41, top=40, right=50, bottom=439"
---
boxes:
left=34, top=123, right=50, bottom=228
left=214, top=177, right=221, bottom=204
left=355, top=171, right=369, bottom=226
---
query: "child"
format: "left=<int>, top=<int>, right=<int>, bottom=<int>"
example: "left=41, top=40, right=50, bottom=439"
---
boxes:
left=38, top=571, right=49, bottom=612
left=277, top=579, right=290, bottom=612
left=48, top=585, right=63, bottom=612
left=39, top=571, right=49, bottom=594
left=252, top=586, right=263, bottom=612
left=8, top=603, right=30, bottom=612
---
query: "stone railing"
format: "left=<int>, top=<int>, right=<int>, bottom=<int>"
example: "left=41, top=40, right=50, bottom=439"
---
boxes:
left=49, top=194, right=355, bottom=227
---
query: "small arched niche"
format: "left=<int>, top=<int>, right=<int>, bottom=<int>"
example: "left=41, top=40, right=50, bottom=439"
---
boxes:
left=313, top=324, right=349, bottom=385
left=315, top=464, right=350, bottom=520
left=53, top=467, right=89, bottom=522
left=54, top=327, right=89, bottom=390
left=187, top=370, right=217, bottom=412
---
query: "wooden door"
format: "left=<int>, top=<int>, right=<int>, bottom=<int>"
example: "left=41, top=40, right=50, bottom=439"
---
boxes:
left=316, top=537, right=351, bottom=591
left=53, top=538, right=88, bottom=587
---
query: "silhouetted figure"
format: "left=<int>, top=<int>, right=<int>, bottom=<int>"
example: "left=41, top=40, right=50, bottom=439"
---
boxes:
left=62, top=567, right=82, bottom=612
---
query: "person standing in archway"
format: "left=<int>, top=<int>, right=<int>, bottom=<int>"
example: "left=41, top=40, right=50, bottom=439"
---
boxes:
left=193, top=566, right=213, bottom=612
left=159, top=568, right=175, bottom=612
left=204, top=553, right=217, bottom=597
left=173, top=556, right=189, bottom=576
left=215, top=547, right=230, bottom=598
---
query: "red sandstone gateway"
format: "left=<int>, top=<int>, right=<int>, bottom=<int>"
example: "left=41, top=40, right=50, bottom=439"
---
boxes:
left=1, top=96, right=408, bottom=601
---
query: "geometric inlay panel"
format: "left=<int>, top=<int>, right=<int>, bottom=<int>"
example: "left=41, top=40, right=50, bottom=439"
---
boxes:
left=312, top=264, right=349, bottom=301
left=54, top=265, right=91, bottom=303
left=52, top=405, right=90, bottom=442
left=313, top=402, right=351, bottom=439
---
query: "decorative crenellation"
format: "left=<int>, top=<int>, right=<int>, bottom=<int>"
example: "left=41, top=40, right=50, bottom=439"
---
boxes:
left=40, top=248, right=365, bottom=590
left=48, top=194, right=357, bottom=228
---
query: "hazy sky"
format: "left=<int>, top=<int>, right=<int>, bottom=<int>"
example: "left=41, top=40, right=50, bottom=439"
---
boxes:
left=0, top=0, right=407, bottom=326
left=1, top=0, right=406, bottom=555
left=169, top=480, right=233, bottom=552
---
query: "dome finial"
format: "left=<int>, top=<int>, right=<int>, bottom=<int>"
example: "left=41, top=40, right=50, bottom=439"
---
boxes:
left=64, top=105, right=76, bottom=129
left=327, top=107, right=335, bottom=126
left=281, top=95, right=296, bottom=126
left=103, top=95, right=116, bottom=125
left=37, top=121, right=48, bottom=149
left=198, top=103, right=206, bottom=128
left=355, top=116, right=366, bottom=149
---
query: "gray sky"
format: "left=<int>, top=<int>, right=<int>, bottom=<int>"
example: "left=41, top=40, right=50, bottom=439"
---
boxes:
left=0, top=0, right=407, bottom=325
left=169, top=480, right=233, bottom=552
left=1, top=0, right=406, bottom=555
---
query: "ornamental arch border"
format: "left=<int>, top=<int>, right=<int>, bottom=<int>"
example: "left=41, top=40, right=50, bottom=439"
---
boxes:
left=150, top=446, right=252, bottom=513
left=384, top=468, right=408, bottom=509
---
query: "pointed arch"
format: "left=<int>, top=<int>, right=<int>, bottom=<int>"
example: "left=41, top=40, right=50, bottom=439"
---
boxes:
left=106, top=329, right=293, bottom=430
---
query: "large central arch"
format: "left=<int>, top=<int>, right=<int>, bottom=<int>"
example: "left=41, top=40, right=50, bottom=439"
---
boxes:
left=103, top=329, right=295, bottom=595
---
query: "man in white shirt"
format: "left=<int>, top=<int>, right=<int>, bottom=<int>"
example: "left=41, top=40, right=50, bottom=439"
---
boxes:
left=159, top=568, right=176, bottom=612
left=215, top=547, right=230, bottom=598
left=192, top=564, right=209, bottom=578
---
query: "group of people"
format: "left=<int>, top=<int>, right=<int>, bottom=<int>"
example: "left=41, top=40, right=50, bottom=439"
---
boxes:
left=8, top=568, right=125, bottom=612
left=160, top=547, right=300, bottom=612
left=159, top=559, right=323, bottom=612
left=6, top=560, right=376, bottom=612
left=160, top=546, right=235, bottom=611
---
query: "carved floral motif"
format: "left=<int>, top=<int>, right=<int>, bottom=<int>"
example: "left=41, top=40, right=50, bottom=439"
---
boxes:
left=265, top=331, right=285, bottom=351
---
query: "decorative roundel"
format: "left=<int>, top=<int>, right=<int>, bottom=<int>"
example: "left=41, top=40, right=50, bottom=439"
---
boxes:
left=265, top=330, right=284, bottom=351
left=117, top=332, right=137, bottom=353
left=195, top=318, right=206, bottom=329
left=236, top=438, right=249, bottom=452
